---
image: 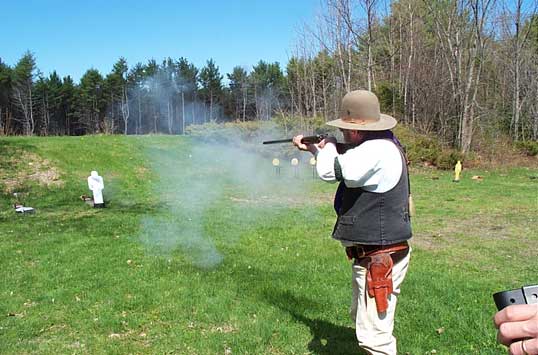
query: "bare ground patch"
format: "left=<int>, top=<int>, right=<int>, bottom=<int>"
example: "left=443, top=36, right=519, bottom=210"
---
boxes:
left=1, top=150, right=63, bottom=193
left=412, top=212, right=537, bottom=258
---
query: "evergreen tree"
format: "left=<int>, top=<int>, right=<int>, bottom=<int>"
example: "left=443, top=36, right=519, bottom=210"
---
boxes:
left=159, top=57, right=177, bottom=134
left=251, top=60, right=285, bottom=120
left=79, top=69, right=105, bottom=134
left=34, top=71, right=63, bottom=135
left=145, top=59, right=161, bottom=132
left=127, top=62, right=148, bottom=134
left=48, top=71, right=65, bottom=134
left=0, top=59, right=13, bottom=134
left=198, top=59, right=223, bottom=121
left=47, top=71, right=63, bottom=134
left=176, top=57, right=198, bottom=127
left=34, top=75, right=50, bottom=135
left=12, top=51, right=38, bottom=135
left=227, top=66, right=250, bottom=121
left=60, top=76, right=78, bottom=135
left=104, top=57, right=129, bottom=133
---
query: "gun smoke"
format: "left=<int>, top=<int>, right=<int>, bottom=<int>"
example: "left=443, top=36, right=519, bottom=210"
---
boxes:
left=132, top=70, right=329, bottom=268
left=138, top=130, right=325, bottom=269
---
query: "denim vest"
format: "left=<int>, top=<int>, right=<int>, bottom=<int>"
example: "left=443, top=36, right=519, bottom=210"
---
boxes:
left=332, top=144, right=412, bottom=245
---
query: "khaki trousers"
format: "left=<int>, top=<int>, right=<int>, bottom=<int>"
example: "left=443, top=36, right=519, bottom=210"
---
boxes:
left=350, top=249, right=411, bottom=355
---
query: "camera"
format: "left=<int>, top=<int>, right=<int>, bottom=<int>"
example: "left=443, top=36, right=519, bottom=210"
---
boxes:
left=493, top=284, right=538, bottom=310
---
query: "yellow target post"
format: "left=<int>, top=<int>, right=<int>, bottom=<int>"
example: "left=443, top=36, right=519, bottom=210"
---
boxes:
left=453, top=160, right=462, bottom=182
left=310, top=157, right=317, bottom=179
left=291, top=158, right=299, bottom=177
left=272, top=158, right=281, bottom=176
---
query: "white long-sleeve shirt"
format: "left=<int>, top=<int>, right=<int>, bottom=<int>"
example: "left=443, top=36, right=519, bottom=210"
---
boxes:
left=315, top=139, right=403, bottom=193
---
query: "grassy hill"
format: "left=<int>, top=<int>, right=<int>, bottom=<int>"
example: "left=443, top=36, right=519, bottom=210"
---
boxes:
left=0, top=135, right=537, bottom=354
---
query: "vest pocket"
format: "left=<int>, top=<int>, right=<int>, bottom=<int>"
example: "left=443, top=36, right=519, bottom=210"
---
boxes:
left=333, top=215, right=357, bottom=240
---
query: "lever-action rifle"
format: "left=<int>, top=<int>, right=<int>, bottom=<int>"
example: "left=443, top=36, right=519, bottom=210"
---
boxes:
left=262, top=134, right=329, bottom=145
left=262, top=133, right=352, bottom=153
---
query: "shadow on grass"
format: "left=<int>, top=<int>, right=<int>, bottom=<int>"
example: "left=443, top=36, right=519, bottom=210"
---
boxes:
left=0, top=139, right=39, bottom=152
left=264, top=289, right=363, bottom=355
left=103, top=200, right=162, bottom=214
left=292, top=313, right=363, bottom=355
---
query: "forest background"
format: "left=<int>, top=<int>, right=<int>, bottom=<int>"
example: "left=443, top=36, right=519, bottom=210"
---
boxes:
left=1, top=0, right=538, bottom=156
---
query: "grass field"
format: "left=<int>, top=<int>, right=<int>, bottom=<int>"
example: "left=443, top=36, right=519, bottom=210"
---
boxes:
left=0, top=135, right=537, bottom=354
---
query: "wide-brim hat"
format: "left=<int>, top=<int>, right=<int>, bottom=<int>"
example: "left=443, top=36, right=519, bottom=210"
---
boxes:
left=326, top=90, right=397, bottom=131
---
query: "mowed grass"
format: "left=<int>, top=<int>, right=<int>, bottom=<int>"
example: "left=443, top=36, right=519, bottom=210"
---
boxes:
left=0, top=135, right=536, bottom=355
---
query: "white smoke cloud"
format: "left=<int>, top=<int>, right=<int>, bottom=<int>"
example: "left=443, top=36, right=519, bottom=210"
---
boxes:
left=138, top=132, right=323, bottom=269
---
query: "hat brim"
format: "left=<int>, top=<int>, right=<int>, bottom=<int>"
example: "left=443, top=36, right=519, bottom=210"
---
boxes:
left=326, top=113, right=397, bottom=131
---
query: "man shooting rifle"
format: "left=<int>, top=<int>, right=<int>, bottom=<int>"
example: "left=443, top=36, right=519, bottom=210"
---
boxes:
left=292, top=90, right=412, bottom=355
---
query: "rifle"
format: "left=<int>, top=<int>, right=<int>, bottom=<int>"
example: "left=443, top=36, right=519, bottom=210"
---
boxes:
left=262, top=134, right=329, bottom=145
left=263, top=133, right=352, bottom=153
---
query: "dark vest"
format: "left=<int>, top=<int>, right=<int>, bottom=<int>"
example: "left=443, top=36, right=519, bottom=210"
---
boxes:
left=332, top=142, right=412, bottom=245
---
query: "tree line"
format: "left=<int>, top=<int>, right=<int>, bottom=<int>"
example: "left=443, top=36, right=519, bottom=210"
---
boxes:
left=1, top=0, right=537, bottom=154
left=0, top=54, right=287, bottom=136
left=287, top=0, right=538, bottom=153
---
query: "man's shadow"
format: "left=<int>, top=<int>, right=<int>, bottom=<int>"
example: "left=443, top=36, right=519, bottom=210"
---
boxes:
left=264, top=290, right=365, bottom=355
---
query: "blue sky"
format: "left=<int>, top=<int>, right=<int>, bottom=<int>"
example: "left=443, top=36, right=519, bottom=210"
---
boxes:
left=1, top=0, right=320, bottom=83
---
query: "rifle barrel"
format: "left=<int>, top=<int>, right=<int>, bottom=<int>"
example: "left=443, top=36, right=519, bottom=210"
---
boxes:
left=262, top=139, right=293, bottom=144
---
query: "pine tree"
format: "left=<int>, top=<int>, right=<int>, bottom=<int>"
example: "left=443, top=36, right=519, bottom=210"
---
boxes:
left=0, top=59, right=13, bottom=134
left=127, top=62, right=147, bottom=134
left=176, top=57, right=198, bottom=127
left=227, top=66, right=249, bottom=121
left=12, top=51, right=38, bottom=135
left=60, top=76, right=78, bottom=135
left=199, top=59, right=223, bottom=122
left=79, top=69, right=105, bottom=134
left=251, top=61, right=285, bottom=120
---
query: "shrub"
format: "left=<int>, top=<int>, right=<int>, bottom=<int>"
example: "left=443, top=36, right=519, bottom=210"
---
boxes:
left=394, top=125, right=465, bottom=169
left=273, top=113, right=331, bottom=135
left=435, top=149, right=465, bottom=170
left=375, top=82, right=403, bottom=115
left=515, top=140, right=538, bottom=156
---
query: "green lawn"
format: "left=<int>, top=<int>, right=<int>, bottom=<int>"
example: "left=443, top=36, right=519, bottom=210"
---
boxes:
left=0, top=135, right=536, bottom=354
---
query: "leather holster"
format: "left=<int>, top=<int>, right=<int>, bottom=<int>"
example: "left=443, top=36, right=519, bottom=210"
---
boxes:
left=366, top=253, right=394, bottom=314
left=346, top=242, right=409, bottom=314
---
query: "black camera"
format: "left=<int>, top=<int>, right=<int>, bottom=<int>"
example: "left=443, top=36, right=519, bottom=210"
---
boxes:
left=493, top=285, right=538, bottom=310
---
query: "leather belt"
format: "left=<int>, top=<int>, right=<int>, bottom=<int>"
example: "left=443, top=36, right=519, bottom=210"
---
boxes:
left=345, top=241, right=409, bottom=260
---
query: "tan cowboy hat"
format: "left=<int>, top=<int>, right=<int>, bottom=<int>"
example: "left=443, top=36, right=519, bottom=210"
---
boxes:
left=326, top=90, right=397, bottom=131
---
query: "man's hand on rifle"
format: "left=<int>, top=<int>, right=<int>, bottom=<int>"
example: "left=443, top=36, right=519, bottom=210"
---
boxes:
left=292, top=134, right=309, bottom=151
left=293, top=134, right=336, bottom=155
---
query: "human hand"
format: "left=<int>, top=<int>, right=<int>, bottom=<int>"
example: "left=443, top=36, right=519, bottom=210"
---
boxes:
left=292, top=135, right=309, bottom=151
left=317, top=136, right=337, bottom=149
left=292, top=135, right=320, bottom=155
left=495, top=304, right=538, bottom=354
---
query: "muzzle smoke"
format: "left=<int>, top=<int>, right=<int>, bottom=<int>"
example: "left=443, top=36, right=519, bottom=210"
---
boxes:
left=138, top=130, right=323, bottom=269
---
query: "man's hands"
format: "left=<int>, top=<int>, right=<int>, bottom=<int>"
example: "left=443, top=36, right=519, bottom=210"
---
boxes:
left=495, top=304, right=538, bottom=354
left=292, top=135, right=337, bottom=154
